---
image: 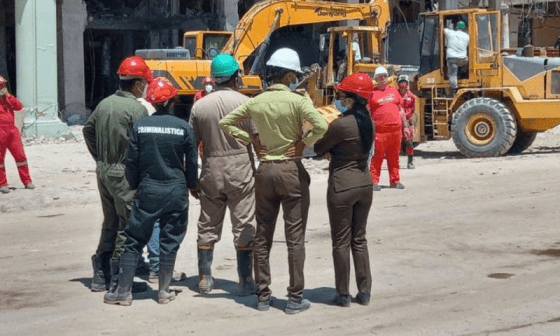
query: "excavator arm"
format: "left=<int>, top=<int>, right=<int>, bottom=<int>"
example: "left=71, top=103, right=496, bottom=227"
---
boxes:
left=223, top=0, right=391, bottom=65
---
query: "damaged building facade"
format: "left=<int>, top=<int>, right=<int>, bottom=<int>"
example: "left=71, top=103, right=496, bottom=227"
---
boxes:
left=0, top=0, right=267, bottom=136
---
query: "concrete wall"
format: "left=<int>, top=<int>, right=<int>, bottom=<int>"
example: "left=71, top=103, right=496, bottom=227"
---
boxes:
left=218, top=0, right=239, bottom=31
left=60, top=0, right=88, bottom=121
left=0, top=1, right=7, bottom=79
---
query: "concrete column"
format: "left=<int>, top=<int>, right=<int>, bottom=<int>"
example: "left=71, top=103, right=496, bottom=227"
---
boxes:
left=15, top=0, right=68, bottom=137
left=60, top=0, right=88, bottom=121
left=501, top=4, right=510, bottom=49
left=218, top=0, right=239, bottom=31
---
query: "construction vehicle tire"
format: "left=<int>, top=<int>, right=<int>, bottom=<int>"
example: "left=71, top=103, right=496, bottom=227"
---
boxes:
left=451, top=97, right=517, bottom=158
left=507, top=131, right=537, bottom=154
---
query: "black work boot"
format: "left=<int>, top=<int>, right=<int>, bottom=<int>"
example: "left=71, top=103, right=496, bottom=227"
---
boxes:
left=158, top=253, right=177, bottom=304
left=108, top=258, right=120, bottom=293
left=407, top=155, right=415, bottom=169
left=198, top=249, right=214, bottom=294
left=90, top=254, right=108, bottom=292
left=103, top=252, right=138, bottom=306
left=236, top=250, right=257, bottom=297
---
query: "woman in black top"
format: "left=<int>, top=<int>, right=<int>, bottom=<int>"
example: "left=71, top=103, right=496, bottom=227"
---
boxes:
left=314, top=73, right=375, bottom=307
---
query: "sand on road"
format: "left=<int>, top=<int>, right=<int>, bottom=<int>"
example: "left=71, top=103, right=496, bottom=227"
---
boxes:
left=1, top=126, right=560, bottom=336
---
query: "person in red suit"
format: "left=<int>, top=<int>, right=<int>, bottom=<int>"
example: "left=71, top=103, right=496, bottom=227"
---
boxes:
left=397, top=75, right=417, bottom=169
left=0, top=75, right=34, bottom=194
left=194, top=77, right=215, bottom=102
left=369, top=66, right=405, bottom=191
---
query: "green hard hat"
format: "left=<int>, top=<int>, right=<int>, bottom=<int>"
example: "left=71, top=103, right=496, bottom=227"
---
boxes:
left=211, top=54, right=240, bottom=78
left=457, top=21, right=466, bottom=29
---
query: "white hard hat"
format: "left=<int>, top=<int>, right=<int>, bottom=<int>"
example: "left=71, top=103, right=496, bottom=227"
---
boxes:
left=398, top=74, right=409, bottom=83
left=266, top=48, right=303, bottom=73
left=374, top=66, right=388, bottom=78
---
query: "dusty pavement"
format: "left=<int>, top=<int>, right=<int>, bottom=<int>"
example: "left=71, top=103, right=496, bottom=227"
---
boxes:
left=1, top=126, right=560, bottom=336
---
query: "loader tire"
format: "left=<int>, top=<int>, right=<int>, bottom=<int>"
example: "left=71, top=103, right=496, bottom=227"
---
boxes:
left=507, top=131, right=537, bottom=154
left=451, top=97, right=517, bottom=158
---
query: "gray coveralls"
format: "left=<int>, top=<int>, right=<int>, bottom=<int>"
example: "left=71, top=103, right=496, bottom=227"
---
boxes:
left=189, top=87, right=257, bottom=250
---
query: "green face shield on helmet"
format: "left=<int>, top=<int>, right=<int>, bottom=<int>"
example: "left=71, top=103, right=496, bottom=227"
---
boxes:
left=211, top=54, right=240, bottom=80
left=456, top=21, right=466, bottom=29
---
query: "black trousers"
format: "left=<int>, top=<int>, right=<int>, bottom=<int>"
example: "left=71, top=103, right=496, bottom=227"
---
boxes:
left=327, top=184, right=372, bottom=296
left=253, top=160, right=310, bottom=302
left=124, top=182, right=189, bottom=257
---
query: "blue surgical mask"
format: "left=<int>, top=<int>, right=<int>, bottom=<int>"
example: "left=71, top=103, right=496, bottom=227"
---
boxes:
left=289, top=77, right=300, bottom=91
left=334, top=99, right=348, bottom=113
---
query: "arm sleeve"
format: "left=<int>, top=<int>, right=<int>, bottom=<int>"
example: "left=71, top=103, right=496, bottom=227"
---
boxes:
left=219, top=102, right=253, bottom=144
left=299, top=98, right=328, bottom=145
left=189, top=110, right=202, bottom=148
left=184, top=125, right=198, bottom=189
left=124, top=125, right=140, bottom=190
left=313, top=120, right=341, bottom=156
left=82, top=112, right=98, bottom=161
left=7, top=95, right=24, bottom=111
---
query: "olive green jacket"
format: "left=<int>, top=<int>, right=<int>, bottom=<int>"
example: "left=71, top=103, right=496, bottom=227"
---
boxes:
left=219, top=84, right=327, bottom=161
left=83, top=90, right=148, bottom=173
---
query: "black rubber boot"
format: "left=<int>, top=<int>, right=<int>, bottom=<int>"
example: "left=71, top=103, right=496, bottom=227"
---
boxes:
left=236, top=250, right=256, bottom=296
left=407, top=155, right=415, bottom=169
left=103, top=252, right=138, bottom=306
left=158, top=253, right=177, bottom=304
left=90, top=254, right=108, bottom=292
left=108, top=258, right=120, bottom=293
left=198, top=249, right=214, bottom=294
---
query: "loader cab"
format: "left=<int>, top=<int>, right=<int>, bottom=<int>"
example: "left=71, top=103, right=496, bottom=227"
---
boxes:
left=417, top=9, right=502, bottom=92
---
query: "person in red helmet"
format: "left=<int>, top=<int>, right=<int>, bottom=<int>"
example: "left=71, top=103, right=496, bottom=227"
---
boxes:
left=104, top=77, right=197, bottom=306
left=83, top=56, right=153, bottom=293
left=314, top=73, right=374, bottom=307
left=369, top=66, right=406, bottom=190
left=0, top=75, right=34, bottom=194
left=194, top=77, right=215, bottom=102
left=397, top=75, right=417, bottom=169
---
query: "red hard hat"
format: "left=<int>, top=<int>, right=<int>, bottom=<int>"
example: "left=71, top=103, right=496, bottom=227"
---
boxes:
left=202, top=77, right=214, bottom=85
left=336, top=72, right=374, bottom=100
left=117, top=56, right=153, bottom=83
left=0, top=75, right=6, bottom=86
left=145, top=77, right=178, bottom=104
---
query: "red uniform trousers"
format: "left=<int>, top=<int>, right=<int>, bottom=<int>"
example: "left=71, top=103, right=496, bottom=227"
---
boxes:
left=370, top=124, right=402, bottom=185
left=0, top=126, right=32, bottom=187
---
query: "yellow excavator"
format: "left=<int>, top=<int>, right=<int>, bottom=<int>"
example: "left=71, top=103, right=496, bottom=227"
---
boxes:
left=413, top=7, right=560, bottom=157
left=136, top=0, right=391, bottom=112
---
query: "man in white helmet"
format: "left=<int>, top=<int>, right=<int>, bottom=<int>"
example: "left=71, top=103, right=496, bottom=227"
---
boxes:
left=220, top=47, right=327, bottom=314
left=369, top=66, right=406, bottom=190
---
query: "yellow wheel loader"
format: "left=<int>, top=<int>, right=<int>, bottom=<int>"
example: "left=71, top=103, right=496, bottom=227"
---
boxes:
left=415, top=8, right=560, bottom=157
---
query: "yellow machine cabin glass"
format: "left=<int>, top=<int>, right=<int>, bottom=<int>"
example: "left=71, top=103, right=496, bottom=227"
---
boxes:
left=183, top=37, right=197, bottom=58
left=476, top=14, right=499, bottom=63
left=204, top=35, right=230, bottom=59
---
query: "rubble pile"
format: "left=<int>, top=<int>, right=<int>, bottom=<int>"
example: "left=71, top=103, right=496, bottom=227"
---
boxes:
left=22, top=126, right=84, bottom=146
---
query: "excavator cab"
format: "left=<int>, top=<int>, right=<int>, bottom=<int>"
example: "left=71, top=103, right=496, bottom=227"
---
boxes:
left=182, top=31, right=232, bottom=60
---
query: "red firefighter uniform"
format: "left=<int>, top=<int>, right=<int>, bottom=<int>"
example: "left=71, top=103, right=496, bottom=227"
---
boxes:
left=369, top=86, right=403, bottom=185
left=0, top=92, right=32, bottom=188
left=399, top=89, right=417, bottom=155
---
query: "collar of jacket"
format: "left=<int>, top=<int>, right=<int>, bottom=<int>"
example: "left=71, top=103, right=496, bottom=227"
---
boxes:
left=267, top=83, right=291, bottom=92
left=153, top=107, right=172, bottom=116
left=115, top=90, right=138, bottom=99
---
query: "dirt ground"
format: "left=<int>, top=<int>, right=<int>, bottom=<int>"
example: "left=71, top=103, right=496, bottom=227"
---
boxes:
left=1, top=126, right=560, bottom=336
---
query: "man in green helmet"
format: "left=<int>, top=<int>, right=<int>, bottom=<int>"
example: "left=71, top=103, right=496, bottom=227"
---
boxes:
left=189, top=54, right=259, bottom=296
left=444, top=20, right=469, bottom=96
